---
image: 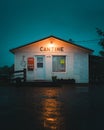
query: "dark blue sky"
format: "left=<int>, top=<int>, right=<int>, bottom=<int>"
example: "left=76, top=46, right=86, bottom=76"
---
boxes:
left=0, top=0, right=104, bottom=66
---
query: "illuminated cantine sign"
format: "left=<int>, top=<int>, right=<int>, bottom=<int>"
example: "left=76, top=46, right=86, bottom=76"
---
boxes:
left=40, top=47, right=64, bottom=52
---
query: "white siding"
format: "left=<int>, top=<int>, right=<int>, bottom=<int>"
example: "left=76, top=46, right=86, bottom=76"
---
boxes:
left=13, top=37, right=91, bottom=83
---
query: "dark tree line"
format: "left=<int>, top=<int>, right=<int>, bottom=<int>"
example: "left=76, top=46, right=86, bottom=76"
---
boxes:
left=89, top=28, right=104, bottom=84
left=0, top=64, right=14, bottom=75
left=96, top=28, right=104, bottom=57
left=0, top=65, right=14, bottom=83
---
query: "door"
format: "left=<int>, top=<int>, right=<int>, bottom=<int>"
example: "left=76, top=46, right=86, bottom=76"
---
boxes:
left=35, top=56, right=45, bottom=80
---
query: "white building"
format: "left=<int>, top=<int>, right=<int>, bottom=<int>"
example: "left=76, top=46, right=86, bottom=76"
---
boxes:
left=10, top=36, right=93, bottom=83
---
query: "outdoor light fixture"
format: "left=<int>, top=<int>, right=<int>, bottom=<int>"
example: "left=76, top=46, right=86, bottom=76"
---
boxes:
left=49, top=41, right=54, bottom=47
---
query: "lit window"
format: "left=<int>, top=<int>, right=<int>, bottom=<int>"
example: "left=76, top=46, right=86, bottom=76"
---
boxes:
left=52, top=56, right=66, bottom=72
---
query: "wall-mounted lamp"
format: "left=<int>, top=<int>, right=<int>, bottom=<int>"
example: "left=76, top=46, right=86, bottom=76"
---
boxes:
left=49, top=41, right=54, bottom=47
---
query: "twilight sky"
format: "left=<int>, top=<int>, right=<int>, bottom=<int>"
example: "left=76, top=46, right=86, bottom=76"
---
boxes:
left=0, top=0, right=104, bottom=66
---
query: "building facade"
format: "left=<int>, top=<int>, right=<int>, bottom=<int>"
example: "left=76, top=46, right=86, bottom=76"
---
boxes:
left=10, top=36, right=93, bottom=83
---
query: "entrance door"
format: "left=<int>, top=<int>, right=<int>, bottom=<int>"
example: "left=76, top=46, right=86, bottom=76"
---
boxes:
left=35, top=56, right=45, bottom=80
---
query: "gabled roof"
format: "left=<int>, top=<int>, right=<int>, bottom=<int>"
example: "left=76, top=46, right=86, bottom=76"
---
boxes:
left=10, top=35, right=94, bottom=53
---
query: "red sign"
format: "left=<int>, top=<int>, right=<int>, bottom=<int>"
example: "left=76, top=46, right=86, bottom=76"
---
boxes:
left=27, top=57, right=34, bottom=71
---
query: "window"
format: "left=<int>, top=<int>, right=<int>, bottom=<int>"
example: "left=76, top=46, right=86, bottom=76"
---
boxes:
left=52, top=56, right=66, bottom=72
left=37, top=57, right=43, bottom=68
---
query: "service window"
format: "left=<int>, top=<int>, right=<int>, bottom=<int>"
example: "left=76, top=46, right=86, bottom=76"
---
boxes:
left=52, top=56, right=66, bottom=72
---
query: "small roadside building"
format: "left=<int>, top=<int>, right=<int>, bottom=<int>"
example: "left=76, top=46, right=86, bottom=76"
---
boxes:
left=10, top=36, right=93, bottom=83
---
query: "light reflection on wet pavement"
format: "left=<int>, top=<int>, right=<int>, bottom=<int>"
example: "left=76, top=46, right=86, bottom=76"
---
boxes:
left=0, top=85, right=104, bottom=130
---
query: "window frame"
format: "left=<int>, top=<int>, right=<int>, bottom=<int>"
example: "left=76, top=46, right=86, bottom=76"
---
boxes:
left=52, top=55, right=66, bottom=72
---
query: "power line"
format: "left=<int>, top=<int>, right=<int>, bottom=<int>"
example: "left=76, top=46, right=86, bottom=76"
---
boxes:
left=74, top=39, right=100, bottom=43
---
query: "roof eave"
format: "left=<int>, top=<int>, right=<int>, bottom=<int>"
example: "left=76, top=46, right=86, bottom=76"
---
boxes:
left=9, top=35, right=94, bottom=54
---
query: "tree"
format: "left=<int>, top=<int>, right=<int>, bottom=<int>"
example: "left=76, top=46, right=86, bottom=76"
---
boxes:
left=0, top=64, right=14, bottom=75
left=96, top=28, right=104, bottom=56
